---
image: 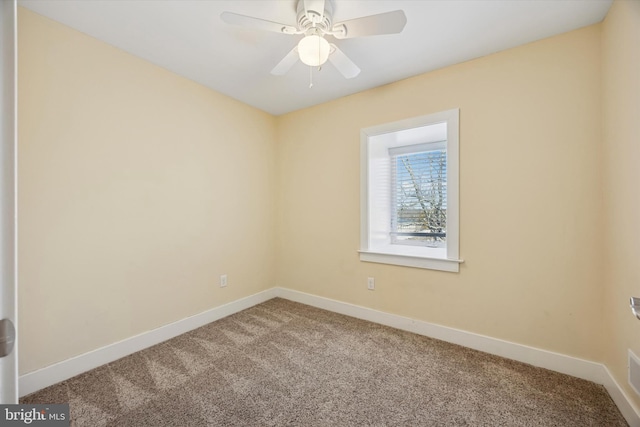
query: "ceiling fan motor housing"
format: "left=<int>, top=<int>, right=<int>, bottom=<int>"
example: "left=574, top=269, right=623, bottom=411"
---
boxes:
left=296, top=0, right=334, bottom=32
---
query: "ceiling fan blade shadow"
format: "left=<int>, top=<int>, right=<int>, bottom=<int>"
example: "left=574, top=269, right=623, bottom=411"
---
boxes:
left=271, top=47, right=300, bottom=75
left=221, top=12, right=297, bottom=34
left=332, top=10, right=407, bottom=39
left=328, top=44, right=360, bottom=79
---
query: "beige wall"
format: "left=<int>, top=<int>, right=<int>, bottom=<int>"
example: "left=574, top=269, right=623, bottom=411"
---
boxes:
left=602, top=0, right=640, bottom=411
left=18, top=8, right=277, bottom=374
left=276, top=25, right=604, bottom=361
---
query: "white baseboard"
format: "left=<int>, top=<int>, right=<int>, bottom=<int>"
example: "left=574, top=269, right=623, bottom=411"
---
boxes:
left=601, top=365, right=640, bottom=427
left=19, top=288, right=277, bottom=397
left=273, top=287, right=640, bottom=427
left=19, top=286, right=640, bottom=426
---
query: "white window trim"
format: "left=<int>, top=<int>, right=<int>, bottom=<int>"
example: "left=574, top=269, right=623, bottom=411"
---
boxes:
left=359, top=109, right=462, bottom=272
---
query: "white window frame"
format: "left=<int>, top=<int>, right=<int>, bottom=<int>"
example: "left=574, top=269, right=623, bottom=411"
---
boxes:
left=359, top=109, right=462, bottom=272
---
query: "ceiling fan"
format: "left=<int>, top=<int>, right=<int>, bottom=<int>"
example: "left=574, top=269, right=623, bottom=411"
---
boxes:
left=221, top=0, right=407, bottom=79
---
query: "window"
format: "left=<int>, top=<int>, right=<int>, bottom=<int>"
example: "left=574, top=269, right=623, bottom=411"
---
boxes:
left=390, top=142, right=447, bottom=248
left=360, top=109, right=461, bottom=272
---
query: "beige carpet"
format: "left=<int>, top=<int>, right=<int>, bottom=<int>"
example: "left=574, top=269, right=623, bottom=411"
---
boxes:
left=21, top=298, right=627, bottom=426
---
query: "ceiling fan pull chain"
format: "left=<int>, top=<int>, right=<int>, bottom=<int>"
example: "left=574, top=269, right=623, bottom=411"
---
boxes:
left=309, top=66, right=313, bottom=89
left=317, top=34, right=321, bottom=67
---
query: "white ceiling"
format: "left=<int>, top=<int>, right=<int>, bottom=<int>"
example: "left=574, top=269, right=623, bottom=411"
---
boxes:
left=19, top=0, right=612, bottom=116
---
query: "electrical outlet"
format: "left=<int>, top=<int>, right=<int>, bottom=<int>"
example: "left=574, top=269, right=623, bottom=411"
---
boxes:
left=367, top=277, right=375, bottom=290
left=220, top=274, right=228, bottom=288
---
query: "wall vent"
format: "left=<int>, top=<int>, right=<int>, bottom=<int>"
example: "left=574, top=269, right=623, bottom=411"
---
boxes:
left=628, top=349, right=640, bottom=396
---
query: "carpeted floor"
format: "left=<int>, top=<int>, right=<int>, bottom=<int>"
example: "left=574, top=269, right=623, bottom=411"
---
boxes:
left=21, top=298, right=627, bottom=426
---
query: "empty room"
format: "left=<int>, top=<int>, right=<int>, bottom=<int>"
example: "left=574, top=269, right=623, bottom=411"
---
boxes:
left=1, top=0, right=639, bottom=425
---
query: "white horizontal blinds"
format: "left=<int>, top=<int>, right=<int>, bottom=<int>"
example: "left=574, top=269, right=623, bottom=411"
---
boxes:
left=389, top=141, right=447, bottom=247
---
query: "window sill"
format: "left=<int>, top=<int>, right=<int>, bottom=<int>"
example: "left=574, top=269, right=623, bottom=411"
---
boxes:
left=358, top=249, right=463, bottom=272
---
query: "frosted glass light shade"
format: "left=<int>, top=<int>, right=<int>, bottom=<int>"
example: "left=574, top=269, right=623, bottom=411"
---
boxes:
left=298, top=35, right=330, bottom=66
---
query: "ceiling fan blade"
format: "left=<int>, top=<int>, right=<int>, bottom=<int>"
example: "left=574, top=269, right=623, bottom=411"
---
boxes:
left=332, top=10, right=407, bottom=39
left=328, top=44, right=360, bottom=79
left=271, top=47, right=300, bottom=75
left=303, top=0, right=326, bottom=23
left=221, top=12, right=298, bottom=35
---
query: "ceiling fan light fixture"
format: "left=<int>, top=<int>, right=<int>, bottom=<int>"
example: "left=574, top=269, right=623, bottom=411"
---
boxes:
left=297, top=34, right=330, bottom=66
